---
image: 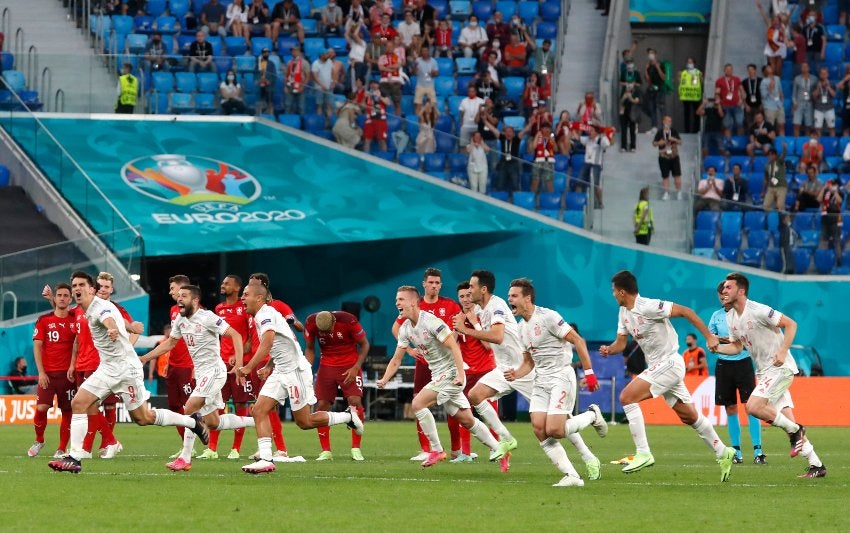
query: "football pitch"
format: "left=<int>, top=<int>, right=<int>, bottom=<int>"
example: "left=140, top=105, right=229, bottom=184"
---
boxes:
left=1, top=421, right=846, bottom=532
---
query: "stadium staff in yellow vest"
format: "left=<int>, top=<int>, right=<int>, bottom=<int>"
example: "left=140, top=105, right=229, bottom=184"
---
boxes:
left=678, top=57, right=703, bottom=134
left=633, top=186, right=654, bottom=245
left=115, top=63, right=138, bottom=114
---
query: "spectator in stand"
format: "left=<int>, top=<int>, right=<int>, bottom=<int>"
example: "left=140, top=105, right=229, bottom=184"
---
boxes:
left=620, top=51, right=640, bottom=87
left=678, top=57, right=703, bottom=134
left=722, top=163, right=750, bottom=209
left=840, top=137, right=850, bottom=173
left=531, top=123, right=557, bottom=195
left=321, top=0, right=344, bottom=35
left=188, top=31, right=215, bottom=73
left=620, top=81, right=641, bottom=152
left=246, top=0, right=272, bottom=39
left=201, top=0, right=228, bottom=38
left=458, top=84, right=485, bottom=147
left=482, top=50, right=503, bottom=87
left=368, top=1, right=394, bottom=27
left=715, top=63, right=745, bottom=138
left=812, top=66, right=836, bottom=137
left=475, top=69, right=499, bottom=104
left=521, top=72, right=548, bottom=118
left=378, top=45, right=404, bottom=116
left=466, top=131, right=490, bottom=194
left=344, top=0, right=367, bottom=36
left=362, top=80, right=391, bottom=152
left=840, top=0, right=850, bottom=27
left=818, top=177, right=844, bottom=261
left=312, top=50, right=336, bottom=125
left=332, top=92, right=363, bottom=149
left=789, top=25, right=807, bottom=76
left=742, top=64, right=763, bottom=129
left=799, top=130, right=825, bottom=173
left=746, top=111, right=776, bottom=160
left=653, top=115, right=683, bottom=201
left=758, top=5, right=788, bottom=76
left=284, top=45, right=310, bottom=115
left=390, top=35, right=407, bottom=70
left=697, top=96, right=726, bottom=157
left=345, top=22, right=367, bottom=89
left=644, top=48, right=668, bottom=134
left=487, top=11, right=511, bottom=46
left=796, top=165, right=824, bottom=211
left=633, top=187, right=654, bottom=245
left=416, top=97, right=438, bottom=155
left=330, top=50, right=346, bottom=94
left=554, top=110, right=577, bottom=155
left=792, top=62, right=815, bottom=137
left=503, top=30, right=533, bottom=77
left=220, top=69, right=248, bottom=115
left=458, top=15, right=489, bottom=59
left=9, top=356, right=37, bottom=394
left=412, top=0, right=436, bottom=38
left=778, top=213, right=795, bottom=272
left=522, top=106, right=554, bottom=147
left=577, top=124, right=609, bottom=206
left=575, top=91, right=603, bottom=131
left=413, top=46, right=438, bottom=114
left=226, top=0, right=250, bottom=42
left=364, top=31, right=384, bottom=79
left=372, top=13, right=398, bottom=42
left=694, top=165, right=724, bottom=214
left=836, top=65, right=850, bottom=137
left=803, top=12, right=827, bottom=71
left=115, top=63, right=138, bottom=114
left=256, top=47, right=277, bottom=114
left=763, top=145, right=789, bottom=211
left=398, top=9, right=421, bottom=47
left=494, top=126, right=522, bottom=193
left=143, top=32, right=170, bottom=72
left=271, top=0, right=305, bottom=44
left=477, top=98, right=501, bottom=175
left=433, top=17, right=452, bottom=58
left=760, top=64, right=784, bottom=136
left=532, top=38, right=555, bottom=79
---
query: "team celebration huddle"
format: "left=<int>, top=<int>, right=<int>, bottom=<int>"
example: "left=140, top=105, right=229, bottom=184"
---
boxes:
left=30, top=266, right=825, bottom=485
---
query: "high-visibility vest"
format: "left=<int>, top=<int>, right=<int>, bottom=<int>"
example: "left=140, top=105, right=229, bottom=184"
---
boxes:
left=678, top=69, right=702, bottom=102
left=118, top=74, right=138, bottom=106
left=634, top=199, right=653, bottom=236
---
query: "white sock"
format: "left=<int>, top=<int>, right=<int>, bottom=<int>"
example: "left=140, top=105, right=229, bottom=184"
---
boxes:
left=469, top=419, right=499, bottom=451
left=800, top=440, right=823, bottom=467
left=326, top=411, right=351, bottom=426
left=565, top=411, right=595, bottom=435
left=414, top=408, right=443, bottom=452
left=180, top=431, right=196, bottom=462
left=624, top=403, right=651, bottom=454
left=566, top=433, right=596, bottom=463
left=68, top=413, right=88, bottom=460
left=474, top=401, right=513, bottom=441
left=540, top=437, right=580, bottom=477
left=691, top=414, right=727, bottom=458
left=154, top=408, right=196, bottom=428
left=771, top=411, right=799, bottom=433
left=257, top=437, right=273, bottom=461
left=217, top=413, right=255, bottom=430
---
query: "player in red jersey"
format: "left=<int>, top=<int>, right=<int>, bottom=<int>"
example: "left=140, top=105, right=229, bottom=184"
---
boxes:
left=449, top=281, right=500, bottom=463
left=391, top=267, right=462, bottom=461
left=197, top=274, right=252, bottom=460
left=305, top=310, right=370, bottom=461
left=27, top=283, right=77, bottom=459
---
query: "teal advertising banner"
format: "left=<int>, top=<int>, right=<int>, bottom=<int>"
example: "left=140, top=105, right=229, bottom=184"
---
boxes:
left=630, top=0, right=712, bottom=23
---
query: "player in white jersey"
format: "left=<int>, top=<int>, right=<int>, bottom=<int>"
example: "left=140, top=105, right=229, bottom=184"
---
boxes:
left=716, top=272, right=825, bottom=478
left=598, top=270, right=736, bottom=482
left=452, top=269, right=533, bottom=469
left=140, top=285, right=256, bottom=472
left=48, top=271, right=210, bottom=474
left=236, top=282, right=363, bottom=474
left=506, top=279, right=609, bottom=487
left=378, top=286, right=501, bottom=468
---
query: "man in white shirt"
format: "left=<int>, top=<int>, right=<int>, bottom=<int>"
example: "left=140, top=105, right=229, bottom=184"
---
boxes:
left=311, top=49, right=336, bottom=122
left=578, top=125, right=611, bottom=208
left=397, top=9, right=421, bottom=47
left=458, top=15, right=489, bottom=58
left=694, top=165, right=725, bottom=213
left=458, top=85, right=484, bottom=147
left=413, top=46, right=438, bottom=113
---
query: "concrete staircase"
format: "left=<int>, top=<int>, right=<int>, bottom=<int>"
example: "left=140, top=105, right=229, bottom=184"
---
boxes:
left=553, top=0, right=608, bottom=115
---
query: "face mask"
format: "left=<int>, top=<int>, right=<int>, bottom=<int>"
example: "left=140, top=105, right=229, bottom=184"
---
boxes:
left=648, top=53, right=656, bottom=61
left=807, top=17, right=815, bottom=24
left=810, top=138, right=818, bottom=145
left=626, top=63, right=635, bottom=72
left=512, top=17, right=520, bottom=25
left=493, top=41, right=500, bottom=48
left=687, top=63, right=694, bottom=70
left=469, top=21, right=477, bottom=27
left=227, top=75, right=235, bottom=81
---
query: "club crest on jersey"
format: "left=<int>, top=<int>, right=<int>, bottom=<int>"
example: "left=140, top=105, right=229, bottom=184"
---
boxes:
left=534, top=324, right=542, bottom=337
left=194, top=324, right=203, bottom=333
left=438, top=307, right=446, bottom=316
left=636, top=316, right=645, bottom=326
left=747, top=321, right=754, bottom=330
left=336, top=332, right=343, bottom=339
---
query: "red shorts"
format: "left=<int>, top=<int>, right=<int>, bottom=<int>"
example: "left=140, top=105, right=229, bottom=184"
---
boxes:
left=76, top=369, right=119, bottom=406
left=315, top=365, right=363, bottom=402
left=363, top=119, right=388, bottom=141
left=166, top=366, right=194, bottom=409
left=412, top=358, right=431, bottom=395
left=464, top=370, right=490, bottom=395
left=221, top=370, right=251, bottom=404
left=36, top=371, right=75, bottom=410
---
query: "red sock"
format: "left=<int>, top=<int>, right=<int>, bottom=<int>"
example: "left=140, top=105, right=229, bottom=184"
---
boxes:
left=58, top=410, right=71, bottom=451
left=104, top=406, right=117, bottom=430
left=416, top=420, right=431, bottom=452
left=318, top=426, right=331, bottom=452
left=269, top=410, right=286, bottom=452
left=231, top=406, right=248, bottom=452
left=460, top=426, right=471, bottom=455
left=169, top=404, right=185, bottom=439
left=98, top=411, right=117, bottom=448
left=488, top=400, right=499, bottom=441
left=33, top=409, right=48, bottom=443
left=447, top=414, right=461, bottom=453
left=351, top=405, right=364, bottom=448
left=83, top=414, right=101, bottom=452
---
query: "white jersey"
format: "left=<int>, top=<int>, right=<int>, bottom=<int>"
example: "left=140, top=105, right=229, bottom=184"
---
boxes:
left=170, top=308, right=229, bottom=374
left=477, top=295, right=523, bottom=369
left=616, top=295, right=678, bottom=367
left=398, top=311, right=455, bottom=377
left=519, top=305, right=573, bottom=378
left=726, top=299, right=798, bottom=375
left=85, top=297, right=141, bottom=376
left=255, top=304, right=309, bottom=374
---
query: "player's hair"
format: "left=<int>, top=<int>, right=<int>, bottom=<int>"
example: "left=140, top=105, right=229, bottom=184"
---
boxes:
left=423, top=267, right=442, bottom=280
left=716, top=281, right=725, bottom=293
left=471, top=269, right=496, bottom=294
left=686, top=332, right=697, bottom=340
left=54, top=282, right=72, bottom=294
left=249, top=272, right=270, bottom=287
left=97, top=272, right=114, bottom=283
left=611, top=270, right=638, bottom=294
left=181, top=285, right=202, bottom=299
left=456, top=281, right=470, bottom=291
left=315, top=311, right=335, bottom=332
left=397, top=285, right=420, bottom=300
left=252, top=282, right=269, bottom=299
left=509, top=278, right=535, bottom=303
left=725, top=272, right=749, bottom=294
left=169, top=274, right=190, bottom=285
left=70, top=270, right=94, bottom=287
left=225, top=274, right=243, bottom=286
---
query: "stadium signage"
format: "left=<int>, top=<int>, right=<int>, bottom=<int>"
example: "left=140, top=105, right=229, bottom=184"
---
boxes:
left=0, top=396, right=62, bottom=425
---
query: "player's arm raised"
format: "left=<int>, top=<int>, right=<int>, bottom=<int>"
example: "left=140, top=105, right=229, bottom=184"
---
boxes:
left=567, top=329, right=599, bottom=391
left=670, top=303, right=719, bottom=352
left=139, top=336, right=178, bottom=364
left=376, top=346, right=406, bottom=388
left=454, top=317, right=505, bottom=345
left=506, top=351, right=534, bottom=381
left=344, top=334, right=370, bottom=385
left=599, top=334, right=629, bottom=357
left=101, top=316, right=120, bottom=341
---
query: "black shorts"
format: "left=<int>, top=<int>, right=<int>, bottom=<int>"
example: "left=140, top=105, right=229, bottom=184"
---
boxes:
left=658, top=156, right=681, bottom=178
left=714, top=357, right=756, bottom=406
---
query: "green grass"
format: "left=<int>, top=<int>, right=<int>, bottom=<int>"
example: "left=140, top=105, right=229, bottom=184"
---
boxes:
left=1, top=421, right=847, bottom=532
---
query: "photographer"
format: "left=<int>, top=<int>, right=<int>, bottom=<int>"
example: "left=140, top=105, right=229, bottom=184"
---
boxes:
left=619, top=81, right=641, bottom=152
left=653, top=115, right=683, bottom=200
left=493, top=126, right=522, bottom=193
left=818, top=176, right=844, bottom=261
left=476, top=99, right=501, bottom=175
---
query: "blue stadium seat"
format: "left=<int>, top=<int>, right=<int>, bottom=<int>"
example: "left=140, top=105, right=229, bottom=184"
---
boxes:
left=764, top=249, right=783, bottom=272
left=503, top=77, right=525, bottom=100
left=194, top=92, right=216, bottom=113
left=435, top=76, right=455, bottom=97
left=562, top=210, right=584, bottom=228
left=275, top=36, right=298, bottom=55
left=456, top=75, right=474, bottom=95
left=149, top=91, right=169, bottom=113
left=177, top=34, right=195, bottom=55
left=154, top=16, right=178, bottom=34
left=0, top=52, right=13, bottom=71
left=252, top=37, right=273, bottom=56
left=225, top=36, right=248, bottom=56
left=19, top=90, right=43, bottom=111
left=326, top=37, right=347, bottom=55
left=146, top=0, right=168, bottom=17
left=303, top=38, right=326, bottom=60
left=513, top=191, right=536, bottom=210
left=424, top=153, right=447, bottom=172
left=169, top=0, right=191, bottom=18
left=540, top=0, right=561, bottom=21
left=196, top=72, right=219, bottom=93
left=112, top=15, right=135, bottom=34
left=518, top=1, right=539, bottom=24
left=234, top=55, right=255, bottom=72
left=175, top=72, right=197, bottom=93
left=554, top=154, right=569, bottom=173
left=826, top=42, right=844, bottom=66
left=435, top=132, right=456, bottom=153
left=536, top=21, right=557, bottom=40
left=693, top=229, right=716, bottom=248
left=455, top=57, right=476, bottom=75
left=386, top=115, right=403, bottom=133
left=721, top=230, right=742, bottom=248
left=743, top=211, right=766, bottom=232
left=495, top=1, right=518, bottom=19
left=431, top=0, right=449, bottom=19
left=447, top=95, right=465, bottom=121
left=814, top=249, right=837, bottom=274
left=400, top=95, right=415, bottom=117
left=536, top=209, right=559, bottom=220
left=720, top=211, right=743, bottom=233
left=703, top=155, right=726, bottom=173
left=793, top=212, right=815, bottom=232
left=798, top=229, right=821, bottom=248
left=151, top=71, right=175, bottom=93
left=1, top=70, right=26, bottom=93
left=135, top=15, right=154, bottom=33
left=692, top=248, right=715, bottom=259
left=552, top=173, right=567, bottom=193
left=569, top=153, right=584, bottom=176
left=489, top=191, right=510, bottom=202
left=842, top=249, right=850, bottom=268
left=126, top=33, right=148, bottom=54
left=277, top=114, right=302, bottom=129
left=538, top=192, right=561, bottom=210
left=398, top=152, right=421, bottom=170
left=565, top=191, right=586, bottom=211
left=747, top=229, right=771, bottom=249
left=793, top=248, right=812, bottom=273
left=696, top=210, right=720, bottom=230
left=448, top=153, right=467, bottom=172
left=821, top=136, right=839, bottom=156
left=503, top=115, right=526, bottom=130
left=436, top=57, right=454, bottom=77
left=472, top=1, right=494, bottom=21
left=740, top=248, right=764, bottom=268
left=728, top=155, right=751, bottom=173
left=302, top=19, right=319, bottom=36
left=170, top=92, right=194, bottom=113
left=302, top=113, right=326, bottom=133
left=450, top=1, right=471, bottom=18
left=372, top=150, right=396, bottom=162
left=717, top=248, right=739, bottom=262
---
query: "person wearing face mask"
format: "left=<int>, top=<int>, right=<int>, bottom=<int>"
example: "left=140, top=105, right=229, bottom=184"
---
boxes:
left=618, top=41, right=638, bottom=83
left=143, top=32, right=170, bottom=72
left=696, top=97, right=726, bottom=157
left=792, top=62, right=815, bottom=137
left=10, top=356, right=38, bottom=394
left=458, top=15, right=489, bottom=58
left=798, top=130, right=824, bottom=173
left=653, top=115, right=683, bottom=200
left=620, top=81, right=641, bottom=152
left=486, top=10, right=511, bottom=46
left=803, top=13, right=826, bottom=70
left=762, top=144, right=789, bottom=211
left=219, top=69, right=247, bottom=115
left=678, top=57, right=703, bottom=134
left=257, top=47, right=278, bottom=114
left=681, top=334, right=707, bottom=377
left=321, top=0, right=344, bottom=35
left=812, top=66, right=836, bottom=137
left=643, top=48, right=668, bottom=135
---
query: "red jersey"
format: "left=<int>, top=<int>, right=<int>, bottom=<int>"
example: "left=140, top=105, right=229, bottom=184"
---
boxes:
left=72, top=306, right=98, bottom=371
left=395, top=296, right=462, bottom=328
left=168, top=304, right=195, bottom=368
left=304, top=311, right=366, bottom=368
left=112, top=301, right=133, bottom=323
left=715, top=75, right=742, bottom=107
left=215, top=300, right=250, bottom=362
left=456, top=314, right=495, bottom=375
left=33, top=311, right=76, bottom=372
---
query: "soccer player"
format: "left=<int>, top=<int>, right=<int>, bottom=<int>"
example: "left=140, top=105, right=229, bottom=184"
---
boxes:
left=304, top=309, right=370, bottom=461
left=391, top=267, right=462, bottom=461
left=48, top=271, right=210, bottom=474
left=197, top=274, right=252, bottom=460
left=378, top=286, right=500, bottom=468
left=28, top=283, right=76, bottom=458
left=598, top=270, right=736, bottom=482
left=715, top=272, right=825, bottom=478
left=708, top=280, right=766, bottom=464
left=506, top=278, right=608, bottom=487
left=237, top=282, right=363, bottom=474
left=248, top=272, right=304, bottom=332
left=141, top=285, right=255, bottom=471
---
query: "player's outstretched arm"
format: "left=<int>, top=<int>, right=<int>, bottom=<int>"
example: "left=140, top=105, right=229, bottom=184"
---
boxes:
left=139, top=336, right=178, bottom=364
left=599, top=334, right=629, bottom=357
left=376, top=347, right=405, bottom=388
left=455, top=319, right=505, bottom=345
left=567, top=329, right=599, bottom=391
left=671, top=303, right=719, bottom=352
left=507, top=351, right=535, bottom=381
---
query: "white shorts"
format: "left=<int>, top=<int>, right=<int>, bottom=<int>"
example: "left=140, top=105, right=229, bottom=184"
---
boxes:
left=191, top=366, right=226, bottom=417
left=752, top=367, right=795, bottom=410
left=814, top=108, right=836, bottom=128
left=423, top=368, right=470, bottom=413
left=476, top=367, right=535, bottom=403
left=258, top=366, right=317, bottom=413
left=637, top=356, right=693, bottom=408
left=529, top=367, right=576, bottom=415
left=80, top=365, right=150, bottom=411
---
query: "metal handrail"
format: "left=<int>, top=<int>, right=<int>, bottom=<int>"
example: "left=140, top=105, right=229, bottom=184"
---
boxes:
left=13, top=27, right=23, bottom=60
left=1, top=290, right=18, bottom=321
left=54, top=88, right=65, bottom=112
left=1, top=7, right=10, bottom=48
left=40, top=67, right=51, bottom=109
left=26, top=44, right=37, bottom=90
